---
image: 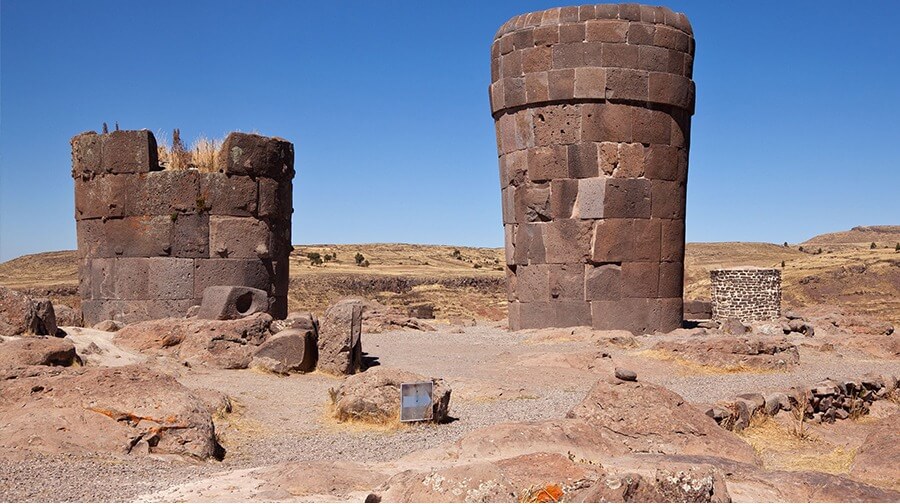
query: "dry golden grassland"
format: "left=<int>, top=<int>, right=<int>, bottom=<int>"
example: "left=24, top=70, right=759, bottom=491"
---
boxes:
left=1, top=232, right=898, bottom=323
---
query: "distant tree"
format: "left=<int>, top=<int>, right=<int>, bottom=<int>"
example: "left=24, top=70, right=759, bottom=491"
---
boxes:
left=817, top=247, right=823, bottom=254
left=474, top=263, right=482, bottom=269
left=323, top=253, right=333, bottom=262
left=354, top=253, right=365, bottom=266
left=798, top=246, right=804, bottom=252
left=781, top=260, right=785, bottom=268
left=870, top=242, right=877, bottom=249
left=451, top=249, right=462, bottom=259
left=895, top=242, right=899, bottom=252
left=307, top=252, right=323, bottom=266
left=783, top=241, right=788, bottom=247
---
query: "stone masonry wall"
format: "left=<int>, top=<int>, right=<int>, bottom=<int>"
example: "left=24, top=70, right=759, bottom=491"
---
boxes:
left=71, top=130, right=294, bottom=325
left=710, top=268, right=781, bottom=322
left=490, top=4, right=696, bottom=334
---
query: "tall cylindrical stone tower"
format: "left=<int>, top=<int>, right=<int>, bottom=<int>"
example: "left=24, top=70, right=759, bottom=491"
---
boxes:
left=71, top=130, right=294, bottom=325
left=490, top=4, right=695, bottom=334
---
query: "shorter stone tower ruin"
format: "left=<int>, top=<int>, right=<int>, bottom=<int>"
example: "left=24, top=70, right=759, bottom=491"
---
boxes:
left=710, top=267, right=781, bottom=322
left=72, top=129, right=294, bottom=325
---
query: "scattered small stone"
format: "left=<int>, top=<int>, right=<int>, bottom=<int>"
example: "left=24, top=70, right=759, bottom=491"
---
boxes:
left=93, top=319, right=124, bottom=332
left=614, top=368, right=637, bottom=381
left=721, top=318, right=751, bottom=335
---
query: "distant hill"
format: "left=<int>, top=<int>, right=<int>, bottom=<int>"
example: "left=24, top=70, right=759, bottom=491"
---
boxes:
left=804, top=225, right=900, bottom=245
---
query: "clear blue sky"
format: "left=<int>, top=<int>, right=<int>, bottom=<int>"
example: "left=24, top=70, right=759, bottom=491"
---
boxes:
left=1, top=0, right=898, bottom=262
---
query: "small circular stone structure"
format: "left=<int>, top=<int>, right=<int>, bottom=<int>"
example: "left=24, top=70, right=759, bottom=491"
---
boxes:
left=710, top=267, right=782, bottom=322
left=489, top=4, right=696, bottom=334
left=71, top=129, right=294, bottom=325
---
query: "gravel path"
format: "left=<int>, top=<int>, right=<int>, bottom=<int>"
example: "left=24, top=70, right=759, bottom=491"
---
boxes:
left=1, top=323, right=897, bottom=502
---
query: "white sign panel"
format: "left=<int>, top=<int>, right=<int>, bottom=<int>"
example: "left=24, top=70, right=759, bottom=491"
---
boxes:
left=400, top=381, right=434, bottom=422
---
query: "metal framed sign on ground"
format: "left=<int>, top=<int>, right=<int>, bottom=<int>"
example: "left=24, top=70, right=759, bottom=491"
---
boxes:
left=400, top=381, right=434, bottom=422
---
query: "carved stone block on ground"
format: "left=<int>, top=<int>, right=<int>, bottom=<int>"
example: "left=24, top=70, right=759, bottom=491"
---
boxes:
left=251, top=328, right=317, bottom=375
left=317, top=299, right=363, bottom=376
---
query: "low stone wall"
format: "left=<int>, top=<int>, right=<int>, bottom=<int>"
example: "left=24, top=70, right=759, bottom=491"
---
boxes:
left=710, top=268, right=781, bottom=322
left=72, top=130, right=294, bottom=325
left=707, top=374, right=898, bottom=431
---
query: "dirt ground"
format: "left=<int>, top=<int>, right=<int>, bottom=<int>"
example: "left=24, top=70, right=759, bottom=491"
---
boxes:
left=1, top=321, right=897, bottom=502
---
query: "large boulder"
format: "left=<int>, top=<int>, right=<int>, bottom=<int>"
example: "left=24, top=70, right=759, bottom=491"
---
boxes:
left=31, top=298, right=58, bottom=336
left=0, top=286, right=57, bottom=336
left=0, top=337, right=79, bottom=368
left=566, top=377, right=759, bottom=463
left=332, top=367, right=451, bottom=424
left=0, top=365, right=221, bottom=459
left=251, top=328, right=317, bottom=374
left=317, top=299, right=363, bottom=375
left=114, top=312, right=273, bottom=368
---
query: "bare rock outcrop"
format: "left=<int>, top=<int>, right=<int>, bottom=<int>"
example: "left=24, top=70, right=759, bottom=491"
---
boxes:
left=378, top=452, right=604, bottom=502
left=139, top=461, right=388, bottom=502
left=114, top=312, right=273, bottom=369
left=0, top=337, right=79, bottom=368
left=850, top=413, right=900, bottom=490
left=0, top=365, right=221, bottom=459
left=653, top=335, right=799, bottom=370
left=566, top=377, right=759, bottom=463
left=332, top=366, right=451, bottom=424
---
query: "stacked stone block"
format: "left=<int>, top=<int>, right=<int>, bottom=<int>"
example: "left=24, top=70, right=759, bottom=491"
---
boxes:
left=72, top=130, right=294, bottom=325
left=710, top=268, right=781, bottom=322
left=490, top=4, right=695, bottom=334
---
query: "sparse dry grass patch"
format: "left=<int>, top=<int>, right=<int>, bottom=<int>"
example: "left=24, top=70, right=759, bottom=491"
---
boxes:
left=322, top=386, right=408, bottom=432
left=738, top=416, right=857, bottom=474
left=156, top=129, right=222, bottom=172
left=213, top=399, right=270, bottom=448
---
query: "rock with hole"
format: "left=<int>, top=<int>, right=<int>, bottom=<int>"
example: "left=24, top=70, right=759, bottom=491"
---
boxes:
left=197, top=285, right=269, bottom=321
